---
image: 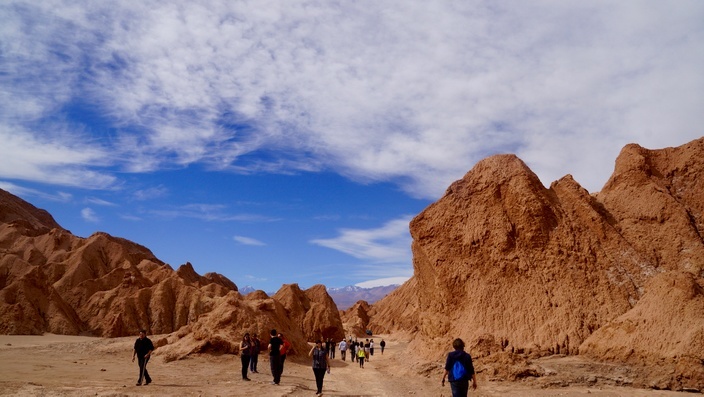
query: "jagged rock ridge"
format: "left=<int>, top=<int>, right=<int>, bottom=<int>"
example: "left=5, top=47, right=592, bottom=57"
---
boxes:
left=369, top=137, right=704, bottom=391
left=0, top=189, right=345, bottom=358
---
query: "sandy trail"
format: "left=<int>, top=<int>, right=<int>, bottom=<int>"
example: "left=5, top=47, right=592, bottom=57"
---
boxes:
left=0, top=334, right=686, bottom=396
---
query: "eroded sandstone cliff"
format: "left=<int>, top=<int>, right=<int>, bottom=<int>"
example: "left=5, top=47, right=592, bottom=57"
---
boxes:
left=0, top=189, right=345, bottom=357
left=369, top=137, right=704, bottom=390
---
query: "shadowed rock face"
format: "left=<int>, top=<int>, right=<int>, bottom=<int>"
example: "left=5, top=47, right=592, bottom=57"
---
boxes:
left=0, top=189, right=345, bottom=348
left=369, top=137, right=704, bottom=390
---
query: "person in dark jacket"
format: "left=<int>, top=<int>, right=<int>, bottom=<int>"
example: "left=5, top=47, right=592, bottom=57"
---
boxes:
left=268, top=329, right=283, bottom=385
left=132, top=330, right=154, bottom=386
left=441, top=338, right=477, bottom=397
left=309, top=340, right=331, bottom=396
left=239, top=333, right=252, bottom=381
left=249, top=333, right=261, bottom=373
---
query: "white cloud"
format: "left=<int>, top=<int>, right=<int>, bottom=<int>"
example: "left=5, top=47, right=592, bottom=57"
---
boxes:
left=233, top=235, right=266, bottom=246
left=81, top=207, right=99, bottom=223
left=85, top=197, right=117, bottom=206
left=149, top=203, right=277, bottom=222
left=0, top=182, right=73, bottom=202
left=0, top=128, right=115, bottom=189
left=311, top=216, right=413, bottom=263
left=133, top=186, right=168, bottom=201
left=2, top=1, right=703, bottom=196
left=356, top=276, right=410, bottom=289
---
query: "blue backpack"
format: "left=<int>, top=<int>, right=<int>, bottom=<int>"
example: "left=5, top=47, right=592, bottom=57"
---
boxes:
left=452, top=360, right=466, bottom=380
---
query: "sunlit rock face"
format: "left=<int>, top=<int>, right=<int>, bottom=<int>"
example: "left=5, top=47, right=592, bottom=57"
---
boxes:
left=369, top=137, right=704, bottom=390
left=0, top=190, right=345, bottom=355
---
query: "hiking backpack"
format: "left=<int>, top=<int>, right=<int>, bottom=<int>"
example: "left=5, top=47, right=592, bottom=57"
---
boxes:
left=452, top=360, right=466, bottom=380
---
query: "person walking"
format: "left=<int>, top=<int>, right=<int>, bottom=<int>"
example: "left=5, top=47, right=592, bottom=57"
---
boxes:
left=309, top=340, right=331, bottom=396
left=339, top=339, right=347, bottom=361
left=132, top=329, right=154, bottom=386
left=369, top=339, right=374, bottom=357
left=268, top=329, right=283, bottom=385
left=249, top=333, right=261, bottom=373
left=239, top=333, right=252, bottom=381
left=329, top=338, right=336, bottom=359
left=350, top=340, right=356, bottom=363
left=357, top=345, right=366, bottom=368
left=380, top=339, right=386, bottom=355
left=278, top=333, right=291, bottom=376
left=441, top=338, right=477, bottom=397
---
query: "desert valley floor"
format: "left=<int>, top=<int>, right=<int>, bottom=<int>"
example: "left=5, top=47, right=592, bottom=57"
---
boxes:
left=0, top=333, right=688, bottom=397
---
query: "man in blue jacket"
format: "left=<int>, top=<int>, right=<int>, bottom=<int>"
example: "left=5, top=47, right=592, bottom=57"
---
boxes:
left=441, top=338, right=477, bottom=396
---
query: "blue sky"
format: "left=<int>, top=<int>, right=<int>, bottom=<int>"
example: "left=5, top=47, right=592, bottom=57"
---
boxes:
left=1, top=1, right=703, bottom=292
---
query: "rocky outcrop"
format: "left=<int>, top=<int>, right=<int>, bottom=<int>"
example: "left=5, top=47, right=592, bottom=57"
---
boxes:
left=369, top=137, right=704, bottom=390
left=0, top=189, right=345, bottom=347
left=158, top=284, right=345, bottom=361
left=274, top=284, right=345, bottom=342
left=340, top=300, right=372, bottom=337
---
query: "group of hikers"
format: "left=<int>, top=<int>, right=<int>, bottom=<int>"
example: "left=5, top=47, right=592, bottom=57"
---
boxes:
left=335, top=337, right=385, bottom=368
left=132, top=330, right=477, bottom=397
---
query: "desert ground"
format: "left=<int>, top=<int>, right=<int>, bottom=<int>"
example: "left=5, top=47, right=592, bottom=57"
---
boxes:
left=0, top=334, right=688, bottom=397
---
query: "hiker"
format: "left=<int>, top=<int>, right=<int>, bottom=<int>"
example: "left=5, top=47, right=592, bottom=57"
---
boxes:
left=328, top=338, right=336, bottom=359
left=239, top=333, right=252, bottom=381
left=249, top=333, right=261, bottom=373
left=364, top=339, right=370, bottom=361
left=369, top=339, right=374, bottom=356
left=339, top=339, right=347, bottom=361
left=132, top=329, right=154, bottom=386
left=268, top=329, right=283, bottom=385
left=441, top=338, right=477, bottom=397
left=309, top=340, right=331, bottom=396
left=278, top=333, right=292, bottom=376
left=380, top=339, right=386, bottom=354
left=357, top=344, right=366, bottom=368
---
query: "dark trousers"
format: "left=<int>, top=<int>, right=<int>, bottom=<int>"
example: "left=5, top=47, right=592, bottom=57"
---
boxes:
left=240, top=355, right=250, bottom=379
left=281, top=354, right=287, bottom=374
left=358, top=356, right=364, bottom=367
left=249, top=353, right=259, bottom=372
left=137, top=356, right=151, bottom=384
left=450, top=380, right=469, bottom=397
left=340, top=350, right=346, bottom=360
left=313, top=368, right=326, bottom=393
left=269, top=355, right=282, bottom=384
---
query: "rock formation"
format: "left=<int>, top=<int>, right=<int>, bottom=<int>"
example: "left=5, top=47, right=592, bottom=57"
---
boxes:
left=340, top=300, right=372, bottom=337
left=369, top=137, right=704, bottom=390
left=0, top=189, right=345, bottom=353
left=157, top=285, right=344, bottom=362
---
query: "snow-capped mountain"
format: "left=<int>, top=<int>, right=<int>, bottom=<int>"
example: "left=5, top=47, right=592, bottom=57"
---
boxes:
left=327, top=284, right=400, bottom=310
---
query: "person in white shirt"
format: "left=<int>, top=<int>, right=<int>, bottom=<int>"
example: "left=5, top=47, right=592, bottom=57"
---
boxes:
left=339, top=339, right=348, bottom=361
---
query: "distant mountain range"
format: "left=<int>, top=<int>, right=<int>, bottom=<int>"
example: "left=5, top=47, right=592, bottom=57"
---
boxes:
left=238, top=284, right=399, bottom=310
left=326, top=284, right=399, bottom=310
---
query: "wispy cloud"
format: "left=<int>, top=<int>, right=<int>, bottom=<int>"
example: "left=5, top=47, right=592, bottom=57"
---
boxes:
left=1, top=1, right=703, bottom=196
left=356, top=276, right=410, bottom=289
left=81, top=207, right=99, bottom=223
left=149, top=203, right=278, bottom=222
left=311, top=216, right=413, bottom=263
left=133, top=186, right=168, bottom=201
left=85, top=197, right=117, bottom=206
left=233, top=235, right=266, bottom=246
left=0, top=182, right=73, bottom=202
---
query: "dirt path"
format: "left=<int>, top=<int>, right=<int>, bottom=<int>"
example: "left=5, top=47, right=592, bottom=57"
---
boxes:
left=0, top=334, right=687, bottom=396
